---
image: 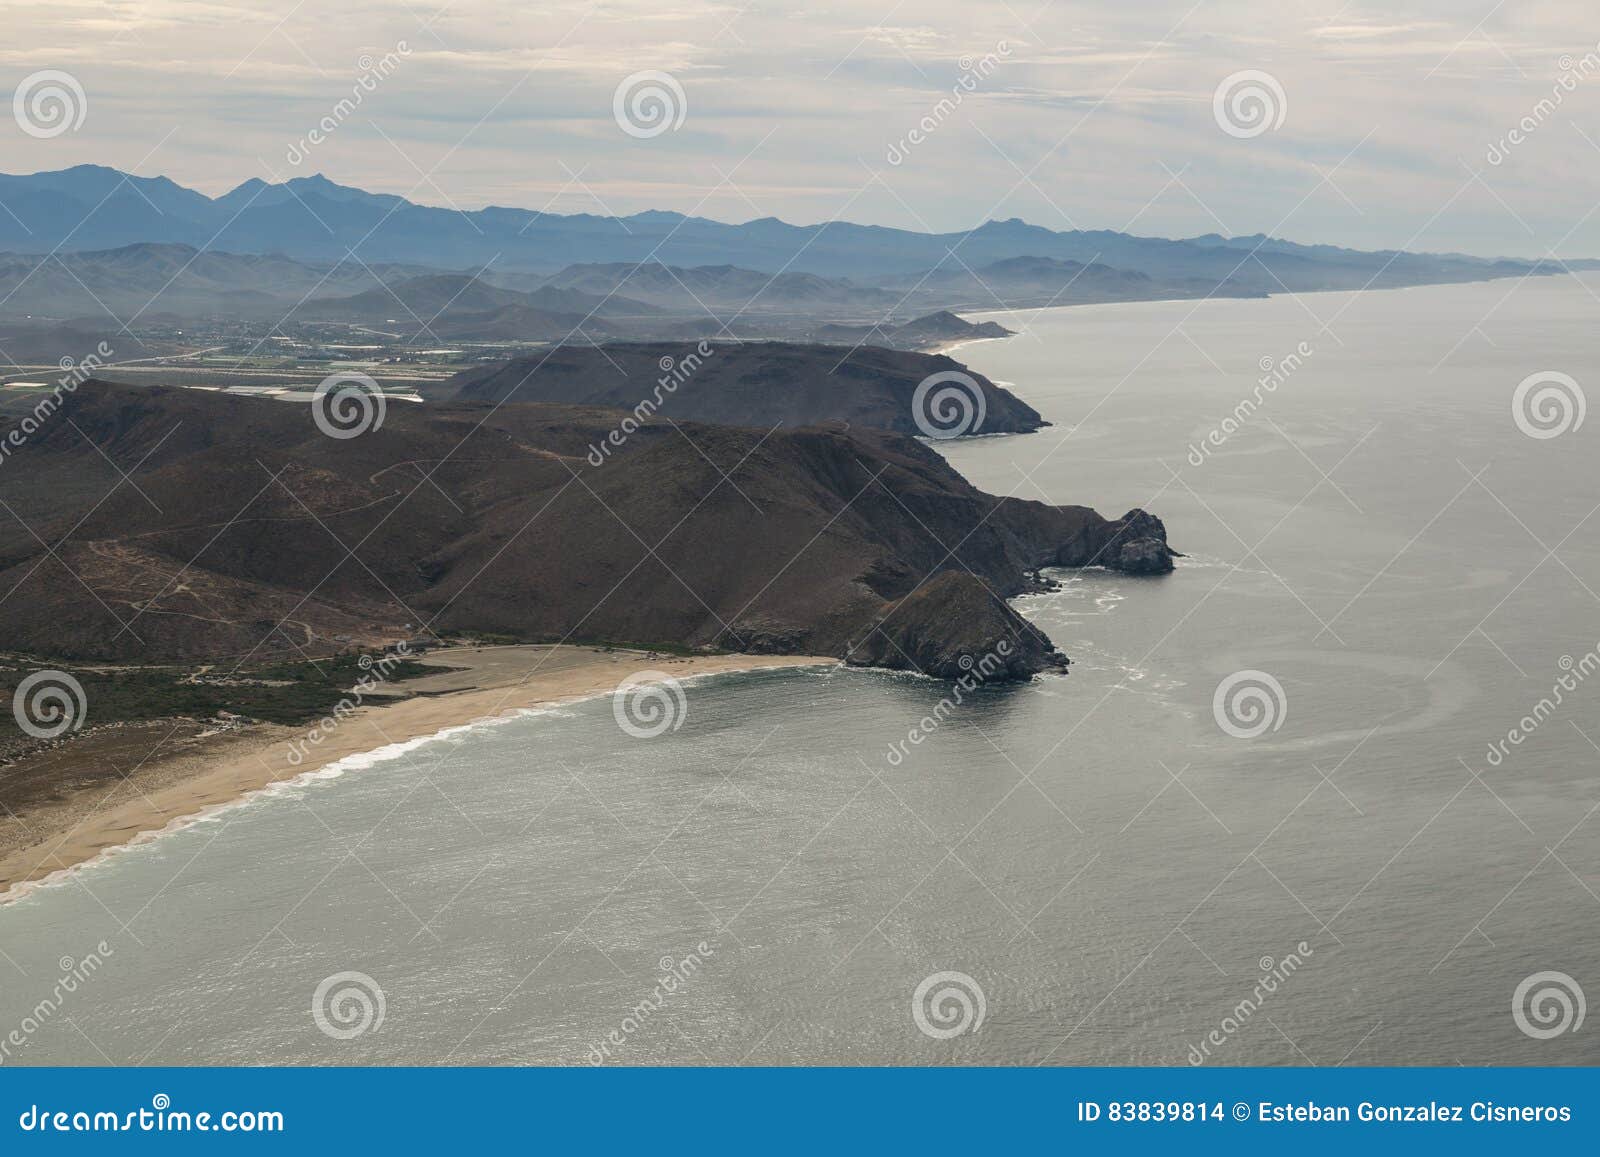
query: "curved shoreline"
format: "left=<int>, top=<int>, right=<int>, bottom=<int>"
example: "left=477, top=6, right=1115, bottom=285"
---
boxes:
left=0, top=645, right=836, bottom=905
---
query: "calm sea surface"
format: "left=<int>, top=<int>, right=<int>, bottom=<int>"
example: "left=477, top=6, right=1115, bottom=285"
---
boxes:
left=3, top=277, right=1598, bottom=1066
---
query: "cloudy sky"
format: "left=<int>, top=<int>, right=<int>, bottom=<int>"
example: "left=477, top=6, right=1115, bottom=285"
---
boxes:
left=6, top=1, right=1600, bottom=257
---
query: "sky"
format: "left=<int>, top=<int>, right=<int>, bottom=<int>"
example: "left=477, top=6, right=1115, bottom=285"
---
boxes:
left=5, top=0, right=1600, bottom=258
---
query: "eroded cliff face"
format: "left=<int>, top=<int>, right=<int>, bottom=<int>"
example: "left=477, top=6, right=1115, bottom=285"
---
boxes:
left=839, top=571, right=1066, bottom=681
left=1, top=383, right=1173, bottom=682
left=1072, top=509, right=1179, bottom=575
left=823, top=507, right=1176, bottom=680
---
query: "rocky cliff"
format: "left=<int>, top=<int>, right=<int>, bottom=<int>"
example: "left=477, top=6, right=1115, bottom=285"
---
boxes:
left=0, top=382, right=1173, bottom=680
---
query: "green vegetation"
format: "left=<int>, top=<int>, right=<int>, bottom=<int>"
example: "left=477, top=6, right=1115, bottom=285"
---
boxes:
left=453, top=630, right=713, bottom=656
left=0, top=652, right=437, bottom=748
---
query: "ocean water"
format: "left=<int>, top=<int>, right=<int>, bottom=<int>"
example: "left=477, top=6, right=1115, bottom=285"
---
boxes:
left=2, top=277, right=1598, bottom=1067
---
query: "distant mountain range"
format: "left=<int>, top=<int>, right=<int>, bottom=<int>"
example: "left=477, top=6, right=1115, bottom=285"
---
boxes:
left=0, top=250, right=1022, bottom=351
left=0, top=165, right=1574, bottom=294
left=536, top=262, right=903, bottom=314
left=287, top=272, right=664, bottom=341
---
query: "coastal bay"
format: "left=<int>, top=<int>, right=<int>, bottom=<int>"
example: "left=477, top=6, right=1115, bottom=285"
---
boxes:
left=0, top=646, right=833, bottom=900
left=0, top=280, right=1595, bottom=1068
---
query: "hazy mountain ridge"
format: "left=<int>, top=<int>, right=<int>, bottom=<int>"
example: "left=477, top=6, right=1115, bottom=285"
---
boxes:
left=291, top=273, right=661, bottom=327
left=0, top=166, right=1562, bottom=292
left=0, top=242, right=435, bottom=321
left=540, top=261, right=902, bottom=314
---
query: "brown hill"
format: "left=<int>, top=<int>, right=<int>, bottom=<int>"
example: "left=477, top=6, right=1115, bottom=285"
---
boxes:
left=541, top=261, right=899, bottom=313
left=433, top=341, right=1047, bottom=437
left=814, top=311, right=1014, bottom=350
left=0, top=382, right=1173, bottom=679
left=425, top=304, right=623, bottom=342
left=294, top=273, right=661, bottom=328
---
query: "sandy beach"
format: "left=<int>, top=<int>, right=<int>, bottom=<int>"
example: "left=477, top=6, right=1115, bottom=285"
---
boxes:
left=0, top=645, right=834, bottom=901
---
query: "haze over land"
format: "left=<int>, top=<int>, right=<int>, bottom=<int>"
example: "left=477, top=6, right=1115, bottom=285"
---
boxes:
left=2, top=1, right=1598, bottom=1084
left=0, top=152, right=1565, bottom=682
left=0, top=167, right=1570, bottom=351
left=6, top=2, right=1598, bottom=260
